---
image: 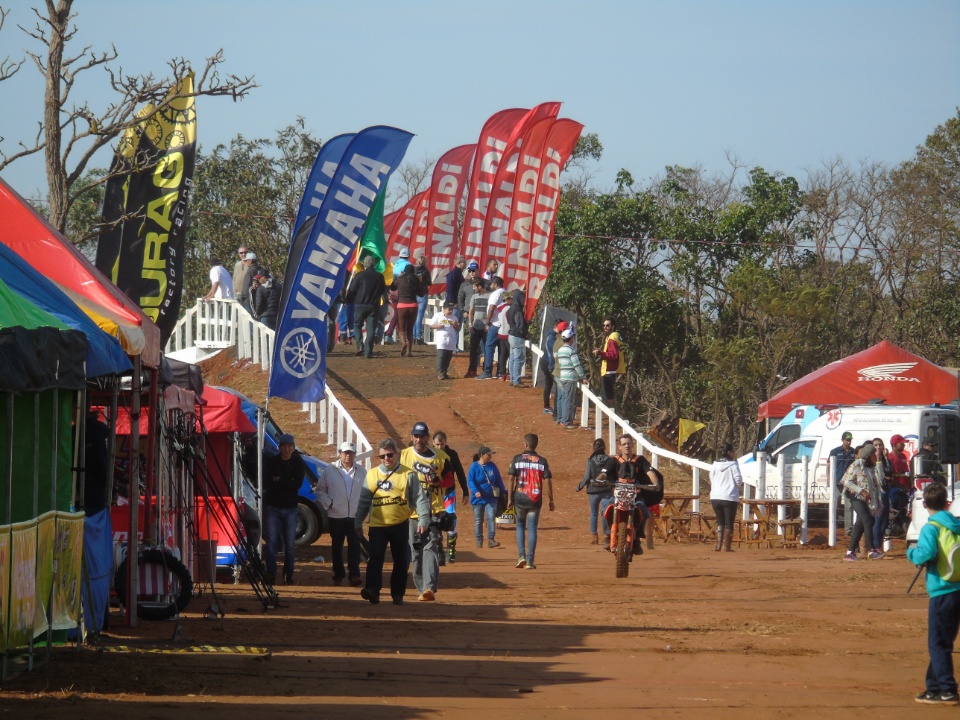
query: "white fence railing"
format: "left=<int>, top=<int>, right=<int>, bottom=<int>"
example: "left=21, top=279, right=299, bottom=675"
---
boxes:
left=527, top=340, right=712, bottom=515
left=166, top=299, right=374, bottom=468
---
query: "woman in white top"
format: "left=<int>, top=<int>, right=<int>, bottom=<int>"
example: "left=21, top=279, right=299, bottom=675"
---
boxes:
left=709, top=443, right=743, bottom=552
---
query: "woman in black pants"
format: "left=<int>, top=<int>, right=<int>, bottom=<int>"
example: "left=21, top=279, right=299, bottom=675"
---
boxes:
left=842, top=443, right=884, bottom=561
left=709, top=443, right=743, bottom=552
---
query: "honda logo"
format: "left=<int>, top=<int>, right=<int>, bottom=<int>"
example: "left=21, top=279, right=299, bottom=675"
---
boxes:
left=857, top=362, right=919, bottom=382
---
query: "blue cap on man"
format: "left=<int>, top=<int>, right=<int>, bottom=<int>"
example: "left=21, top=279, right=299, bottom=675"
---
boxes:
left=411, top=422, right=429, bottom=437
left=278, top=433, right=295, bottom=445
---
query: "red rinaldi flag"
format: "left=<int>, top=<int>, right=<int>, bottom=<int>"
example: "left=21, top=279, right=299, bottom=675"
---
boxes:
left=475, top=103, right=560, bottom=276
left=499, top=117, right=559, bottom=294
left=482, top=116, right=557, bottom=286
left=459, top=108, right=530, bottom=267
left=408, top=191, right=432, bottom=264
left=385, top=190, right=426, bottom=263
left=425, top=144, right=475, bottom=293
left=526, top=119, right=583, bottom=319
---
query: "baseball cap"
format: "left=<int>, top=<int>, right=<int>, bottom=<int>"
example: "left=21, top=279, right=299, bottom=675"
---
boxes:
left=841, top=432, right=853, bottom=441
left=254, top=270, right=268, bottom=280
left=467, top=261, right=479, bottom=270
left=890, top=434, right=905, bottom=445
left=278, top=433, right=295, bottom=445
left=245, top=251, right=257, bottom=260
left=923, top=435, right=939, bottom=447
left=399, top=248, right=410, bottom=258
left=477, top=445, right=495, bottom=456
left=412, top=421, right=429, bottom=437
left=339, top=441, right=356, bottom=453
left=443, top=301, right=456, bottom=309
left=556, top=321, right=569, bottom=332
left=561, top=328, right=575, bottom=340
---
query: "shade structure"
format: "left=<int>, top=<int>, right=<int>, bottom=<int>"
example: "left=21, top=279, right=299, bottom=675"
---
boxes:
left=0, top=178, right=160, bottom=368
left=0, top=241, right=131, bottom=378
left=757, top=340, right=960, bottom=420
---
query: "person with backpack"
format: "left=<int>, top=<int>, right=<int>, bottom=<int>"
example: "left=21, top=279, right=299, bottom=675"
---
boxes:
left=907, top=482, right=960, bottom=705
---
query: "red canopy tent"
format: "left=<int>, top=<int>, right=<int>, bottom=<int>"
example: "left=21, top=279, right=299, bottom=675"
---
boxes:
left=758, top=341, right=960, bottom=420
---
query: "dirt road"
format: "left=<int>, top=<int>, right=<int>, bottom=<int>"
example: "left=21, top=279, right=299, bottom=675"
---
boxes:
left=0, top=342, right=941, bottom=718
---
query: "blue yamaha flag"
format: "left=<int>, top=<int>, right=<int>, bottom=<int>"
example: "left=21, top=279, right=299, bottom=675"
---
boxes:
left=279, top=134, right=356, bottom=322
left=293, top=133, right=355, bottom=239
left=268, top=126, right=413, bottom=403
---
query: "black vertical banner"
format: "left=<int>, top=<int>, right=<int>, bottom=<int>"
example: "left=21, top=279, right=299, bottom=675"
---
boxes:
left=97, top=75, right=196, bottom=345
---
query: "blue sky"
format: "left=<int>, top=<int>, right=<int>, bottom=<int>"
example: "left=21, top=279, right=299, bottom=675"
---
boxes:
left=1, top=0, right=957, bottom=202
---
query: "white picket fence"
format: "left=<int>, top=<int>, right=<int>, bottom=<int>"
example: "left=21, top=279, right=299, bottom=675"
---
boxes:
left=166, top=299, right=374, bottom=468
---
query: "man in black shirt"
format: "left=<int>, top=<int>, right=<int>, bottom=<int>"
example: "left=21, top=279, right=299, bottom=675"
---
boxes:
left=262, top=433, right=307, bottom=585
left=347, top=256, right=386, bottom=358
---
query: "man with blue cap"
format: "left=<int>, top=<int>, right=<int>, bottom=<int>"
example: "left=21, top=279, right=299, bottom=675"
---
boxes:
left=262, top=433, right=307, bottom=585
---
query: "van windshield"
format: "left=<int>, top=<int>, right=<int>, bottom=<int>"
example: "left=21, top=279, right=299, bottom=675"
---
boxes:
left=763, top=424, right=801, bottom=454
left=779, top=439, right=817, bottom=465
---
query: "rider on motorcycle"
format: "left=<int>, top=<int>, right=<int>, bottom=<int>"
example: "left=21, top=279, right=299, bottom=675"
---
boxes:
left=614, top=434, right=665, bottom=554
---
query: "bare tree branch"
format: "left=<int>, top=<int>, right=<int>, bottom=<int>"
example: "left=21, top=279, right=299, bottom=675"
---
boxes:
left=0, top=0, right=258, bottom=232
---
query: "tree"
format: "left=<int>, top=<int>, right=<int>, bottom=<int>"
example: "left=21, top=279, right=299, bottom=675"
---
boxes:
left=0, top=0, right=256, bottom=234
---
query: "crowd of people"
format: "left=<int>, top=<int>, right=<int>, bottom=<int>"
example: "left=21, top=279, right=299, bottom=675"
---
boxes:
left=203, top=247, right=283, bottom=330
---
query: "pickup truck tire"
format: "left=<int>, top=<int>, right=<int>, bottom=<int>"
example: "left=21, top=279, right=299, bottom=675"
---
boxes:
left=296, top=500, right=321, bottom=546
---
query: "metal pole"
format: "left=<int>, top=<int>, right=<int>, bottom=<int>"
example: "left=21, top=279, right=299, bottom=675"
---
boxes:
left=777, top=453, right=787, bottom=533
left=828, top=456, right=838, bottom=548
left=801, top=455, right=810, bottom=545
left=128, top=356, right=141, bottom=628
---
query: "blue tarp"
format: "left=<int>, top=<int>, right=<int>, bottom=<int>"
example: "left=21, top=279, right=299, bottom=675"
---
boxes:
left=80, top=508, right=112, bottom=635
left=0, top=241, right=132, bottom=377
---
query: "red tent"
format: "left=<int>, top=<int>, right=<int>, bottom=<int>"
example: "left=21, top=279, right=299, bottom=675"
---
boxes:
left=758, top=341, right=960, bottom=420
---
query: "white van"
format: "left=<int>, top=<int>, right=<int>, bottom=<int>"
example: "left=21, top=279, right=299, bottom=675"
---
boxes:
left=739, top=404, right=960, bottom=502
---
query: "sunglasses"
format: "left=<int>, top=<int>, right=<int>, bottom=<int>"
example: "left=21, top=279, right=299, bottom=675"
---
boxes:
left=341, top=450, right=356, bottom=454
left=378, top=452, right=395, bottom=459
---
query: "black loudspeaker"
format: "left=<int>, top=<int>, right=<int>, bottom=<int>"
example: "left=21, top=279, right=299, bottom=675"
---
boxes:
left=940, top=415, right=960, bottom=464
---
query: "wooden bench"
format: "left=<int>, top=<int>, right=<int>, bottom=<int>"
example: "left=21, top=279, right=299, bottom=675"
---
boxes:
left=734, top=518, right=770, bottom=548
left=777, top=518, right=804, bottom=548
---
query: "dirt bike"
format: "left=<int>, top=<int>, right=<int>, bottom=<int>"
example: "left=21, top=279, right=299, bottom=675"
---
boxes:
left=603, top=482, right=641, bottom=578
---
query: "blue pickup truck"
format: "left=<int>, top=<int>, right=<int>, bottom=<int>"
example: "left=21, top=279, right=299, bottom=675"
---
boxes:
left=215, top=387, right=329, bottom=547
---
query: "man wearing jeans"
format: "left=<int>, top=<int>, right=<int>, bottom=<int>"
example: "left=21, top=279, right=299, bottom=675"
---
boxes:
left=508, top=434, right=554, bottom=570
left=478, top=276, right=504, bottom=380
left=507, top=289, right=528, bottom=386
left=262, top=433, right=307, bottom=585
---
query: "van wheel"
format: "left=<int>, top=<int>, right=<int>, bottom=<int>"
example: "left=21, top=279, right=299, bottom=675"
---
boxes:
left=296, top=501, right=320, bottom=546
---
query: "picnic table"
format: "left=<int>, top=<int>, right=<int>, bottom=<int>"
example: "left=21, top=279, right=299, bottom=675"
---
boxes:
left=656, top=493, right=699, bottom=543
left=738, top=499, right=802, bottom=548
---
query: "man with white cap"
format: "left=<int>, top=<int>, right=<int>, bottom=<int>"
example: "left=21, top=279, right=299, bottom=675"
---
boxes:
left=237, top=251, right=260, bottom=312
left=555, top=327, right=587, bottom=428
left=316, top=441, right=366, bottom=586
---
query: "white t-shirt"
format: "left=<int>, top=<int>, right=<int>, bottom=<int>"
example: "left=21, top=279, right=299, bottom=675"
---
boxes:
left=430, top=312, right=459, bottom=350
left=487, top=287, right=505, bottom=326
left=209, top=265, right=235, bottom=299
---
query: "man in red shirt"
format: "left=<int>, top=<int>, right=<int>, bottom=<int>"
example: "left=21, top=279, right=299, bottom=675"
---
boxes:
left=888, top=433, right=912, bottom=535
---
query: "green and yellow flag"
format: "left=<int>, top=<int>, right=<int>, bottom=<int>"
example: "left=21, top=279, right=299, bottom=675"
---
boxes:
left=352, top=188, right=394, bottom=285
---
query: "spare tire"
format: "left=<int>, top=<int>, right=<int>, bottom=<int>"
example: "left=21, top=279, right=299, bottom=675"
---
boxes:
left=115, top=548, right=193, bottom=621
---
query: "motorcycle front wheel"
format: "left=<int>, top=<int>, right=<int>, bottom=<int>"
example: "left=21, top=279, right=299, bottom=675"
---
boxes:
left=615, top=520, right=630, bottom=578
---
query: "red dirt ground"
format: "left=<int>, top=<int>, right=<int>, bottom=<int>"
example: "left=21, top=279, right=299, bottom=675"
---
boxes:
left=0, top=341, right=942, bottom=719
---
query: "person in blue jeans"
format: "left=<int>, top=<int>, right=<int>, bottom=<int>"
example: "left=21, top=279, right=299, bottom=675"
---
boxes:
left=262, top=433, right=307, bottom=585
left=477, top=276, right=504, bottom=379
left=576, top=438, right=618, bottom=544
left=908, top=482, right=960, bottom=706
left=467, top=445, right=506, bottom=548
left=412, top=255, right=431, bottom=344
left=508, top=434, right=554, bottom=569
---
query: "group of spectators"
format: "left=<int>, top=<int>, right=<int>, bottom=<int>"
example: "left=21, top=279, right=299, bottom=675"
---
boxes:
left=331, top=424, right=555, bottom=605
left=203, top=247, right=282, bottom=330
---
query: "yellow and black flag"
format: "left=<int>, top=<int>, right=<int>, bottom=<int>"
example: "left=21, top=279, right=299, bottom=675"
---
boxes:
left=96, top=74, right=196, bottom=344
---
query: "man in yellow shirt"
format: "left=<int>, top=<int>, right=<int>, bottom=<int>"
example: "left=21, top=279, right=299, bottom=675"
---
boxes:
left=355, top=438, right=429, bottom=606
left=401, top=421, right=455, bottom=602
left=593, top=316, right=625, bottom=412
